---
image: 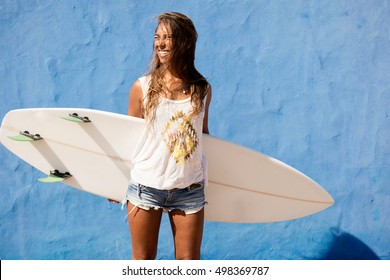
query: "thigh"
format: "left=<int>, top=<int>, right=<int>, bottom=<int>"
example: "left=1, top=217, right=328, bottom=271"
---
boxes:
left=127, top=201, right=163, bottom=260
left=169, top=208, right=204, bottom=260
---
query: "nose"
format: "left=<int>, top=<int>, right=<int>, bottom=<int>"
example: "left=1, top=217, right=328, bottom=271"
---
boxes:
left=158, top=40, right=166, bottom=48
left=156, top=38, right=167, bottom=49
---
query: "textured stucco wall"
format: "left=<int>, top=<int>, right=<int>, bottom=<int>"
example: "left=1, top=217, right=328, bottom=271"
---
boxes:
left=0, top=0, right=389, bottom=259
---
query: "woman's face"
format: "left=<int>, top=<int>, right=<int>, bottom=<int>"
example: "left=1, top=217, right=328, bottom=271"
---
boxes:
left=154, top=23, right=173, bottom=65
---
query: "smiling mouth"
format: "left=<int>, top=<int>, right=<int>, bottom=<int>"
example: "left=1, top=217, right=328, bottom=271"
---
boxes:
left=158, top=51, right=169, bottom=58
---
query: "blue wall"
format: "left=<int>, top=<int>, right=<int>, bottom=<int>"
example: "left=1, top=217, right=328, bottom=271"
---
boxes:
left=0, top=0, right=389, bottom=260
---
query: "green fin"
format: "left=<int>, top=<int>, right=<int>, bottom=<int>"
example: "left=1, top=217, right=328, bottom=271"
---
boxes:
left=38, top=175, right=65, bottom=183
left=61, top=113, right=91, bottom=123
left=8, top=134, right=35, bottom=142
left=38, top=170, right=72, bottom=183
left=61, top=115, right=84, bottom=123
left=8, top=132, right=42, bottom=142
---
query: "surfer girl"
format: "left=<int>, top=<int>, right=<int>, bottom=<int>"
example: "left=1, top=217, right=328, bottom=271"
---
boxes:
left=125, top=12, right=212, bottom=259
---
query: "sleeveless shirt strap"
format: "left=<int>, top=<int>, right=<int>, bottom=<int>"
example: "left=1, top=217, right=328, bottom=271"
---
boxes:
left=138, top=75, right=152, bottom=97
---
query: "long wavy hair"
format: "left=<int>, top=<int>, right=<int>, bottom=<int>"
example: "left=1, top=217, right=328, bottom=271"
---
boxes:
left=143, top=12, right=209, bottom=123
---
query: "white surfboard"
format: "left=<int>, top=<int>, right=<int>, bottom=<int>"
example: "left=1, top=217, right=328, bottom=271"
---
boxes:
left=0, top=108, right=333, bottom=223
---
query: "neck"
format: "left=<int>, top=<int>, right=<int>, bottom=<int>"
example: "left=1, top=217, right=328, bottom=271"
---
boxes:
left=159, top=70, right=189, bottom=100
left=160, top=65, right=180, bottom=80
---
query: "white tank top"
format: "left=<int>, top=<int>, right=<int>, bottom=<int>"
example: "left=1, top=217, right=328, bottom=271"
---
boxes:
left=130, top=75, right=207, bottom=190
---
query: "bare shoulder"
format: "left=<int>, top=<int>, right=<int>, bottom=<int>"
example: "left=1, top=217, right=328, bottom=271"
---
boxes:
left=128, top=79, right=144, bottom=118
left=130, top=79, right=143, bottom=96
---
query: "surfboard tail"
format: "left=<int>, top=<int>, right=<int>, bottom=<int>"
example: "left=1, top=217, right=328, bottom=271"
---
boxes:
left=204, top=134, right=334, bottom=223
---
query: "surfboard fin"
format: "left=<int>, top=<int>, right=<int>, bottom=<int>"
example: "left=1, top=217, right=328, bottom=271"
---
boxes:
left=8, top=131, right=43, bottom=142
left=61, top=113, right=91, bottom=123
left=38, top=170, right=72, bottom=183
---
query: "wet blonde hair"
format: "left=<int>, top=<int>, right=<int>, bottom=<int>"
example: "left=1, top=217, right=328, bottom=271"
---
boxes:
left=143, top=12, right=209, bottom=122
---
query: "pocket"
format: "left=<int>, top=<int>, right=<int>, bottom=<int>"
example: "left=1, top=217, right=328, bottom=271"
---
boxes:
left=126, top=183, right=140, bottom=200
left=130, top=183, right=145, bottom=199
left=187, top=181, right=205, bottom=192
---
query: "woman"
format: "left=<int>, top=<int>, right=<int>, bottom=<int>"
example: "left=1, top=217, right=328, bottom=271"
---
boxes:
left=125, top=12, right=212, bottom=260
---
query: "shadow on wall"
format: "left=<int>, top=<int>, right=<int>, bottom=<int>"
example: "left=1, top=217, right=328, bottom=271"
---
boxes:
left=323, top=228, right=380, bottom=260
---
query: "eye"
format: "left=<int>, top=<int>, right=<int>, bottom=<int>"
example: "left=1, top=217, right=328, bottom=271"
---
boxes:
left=163, top=34, right=172, bottom=40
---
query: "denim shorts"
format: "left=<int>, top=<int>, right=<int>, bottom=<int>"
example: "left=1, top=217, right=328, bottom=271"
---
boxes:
left=125, top=180, right=207, bottom=215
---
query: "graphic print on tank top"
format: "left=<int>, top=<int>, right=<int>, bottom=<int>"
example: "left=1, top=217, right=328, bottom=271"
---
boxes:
left=162, top=110, right=198, bottom=165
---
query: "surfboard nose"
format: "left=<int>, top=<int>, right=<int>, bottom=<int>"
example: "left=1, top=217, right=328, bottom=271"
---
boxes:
left=324, top=189, right=335, bottom=205
left=308, top=179, right=334, bottom=205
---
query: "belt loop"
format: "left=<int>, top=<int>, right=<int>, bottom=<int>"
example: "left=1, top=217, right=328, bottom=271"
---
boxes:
left=137, top=184, right=141, bottom=198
